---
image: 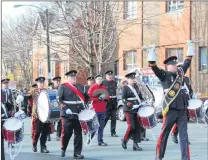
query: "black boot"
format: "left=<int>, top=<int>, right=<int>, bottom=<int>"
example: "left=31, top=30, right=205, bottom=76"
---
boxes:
left=171, top=134, right=178, bottom=144
left=73, top=153, right=84, bottom=159
left=141, top=137, right=149, bottom=141
left=32, top=145, right=37, bottom=152
left=61, top=149, right=65, bottom=157
left=121, top=138, right=127, bottom=149
left=41, top=146, right=49, bottom=153
left=133, top=143, right=142, bottom=151
left=111, top=133, right=118, bottom=137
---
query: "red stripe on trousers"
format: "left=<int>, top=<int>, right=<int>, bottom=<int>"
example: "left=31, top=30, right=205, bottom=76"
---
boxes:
left=61, top=118, right=65, bottom=149
left=171, top=123, right=177, bottom=134
left=32, top=119, right=37, bottom=145
left=124, top=113, right=132, bottom=141
left=156, top=115, right=167, bottom=158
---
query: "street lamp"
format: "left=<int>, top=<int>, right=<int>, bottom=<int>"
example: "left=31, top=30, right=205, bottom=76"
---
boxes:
left=14, top=4, right=51, bottom=84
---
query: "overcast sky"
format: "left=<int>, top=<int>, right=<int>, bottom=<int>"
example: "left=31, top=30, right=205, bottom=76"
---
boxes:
left=2, top=1, right=41, bottom=19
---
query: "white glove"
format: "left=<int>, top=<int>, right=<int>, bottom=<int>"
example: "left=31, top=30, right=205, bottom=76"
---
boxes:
left=147, top=45, right=156, bottom=61
left=186, top=40, right=195, bottom=56
left=132, top=105, right=140, bottom=110
left=99, top=94, right=106, bottom=100
left=65, top=109, right=72, bottom=114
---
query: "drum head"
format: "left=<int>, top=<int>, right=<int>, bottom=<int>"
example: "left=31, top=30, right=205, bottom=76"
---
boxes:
left=37, top=91, right=50, bottom=123
left=188, top=99, right=202, bottom=109
left=3, top=118, right=23, bottom=131
left=79, top=109, right=95, bottom=121
left=138, top=106, right=155, bottom=117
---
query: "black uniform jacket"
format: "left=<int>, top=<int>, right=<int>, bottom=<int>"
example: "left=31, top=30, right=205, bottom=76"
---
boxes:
left=57, top=83, right=86, bottom=119
left=122, top=83, right=144, bottom=113
left=150, top=59, right=192, bottom=110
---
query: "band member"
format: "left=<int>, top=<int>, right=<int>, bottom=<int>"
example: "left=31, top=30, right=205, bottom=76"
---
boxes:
left=27, top=84, right=37, bottom=117
left=1, top=78, right=14, bottom=160
left=147, top=40, right=194, bottom=160
left=88, top=74, right=110, bottom=146
left=30, top=77, right=50, bottom=153
left=102, top=71, right=118, bottom=137
left=84, top=76, right=95, bottom=96
left=171, top=64, right=193, bottom=145
left=52, top=76, right=62, bottom=141
left=121, top=72, right=143, bottom=151
left=1, top=78, right=14, bottom=115
left=57, top=70, right=85, bottom=159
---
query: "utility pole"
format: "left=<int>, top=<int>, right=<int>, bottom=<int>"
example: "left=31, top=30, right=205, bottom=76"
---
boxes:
left=46, top=9, right=51, bottom=84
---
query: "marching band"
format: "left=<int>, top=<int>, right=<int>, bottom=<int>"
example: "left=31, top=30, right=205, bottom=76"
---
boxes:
left=1, top=40, right=208, bottom=160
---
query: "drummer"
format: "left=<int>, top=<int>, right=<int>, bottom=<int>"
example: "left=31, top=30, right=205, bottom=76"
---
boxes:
left=30, top=77, right=50, bottom=153
left=88, top=74, right=110, bottom=146
left=57, top=70, right=85, bottom=159
left=121, top=72, right=143, bottom=151
left=52, top=76, right=62, bottom=141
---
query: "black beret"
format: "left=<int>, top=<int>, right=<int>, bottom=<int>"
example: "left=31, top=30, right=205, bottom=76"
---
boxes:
left=87, top=76, right=95, bottom=81
left=52, top=76, right=61, bottom=81
left=32, top=84, right=37, bottom=88
left=65, top=70, right=77, bottom=77
left=125, top=72, right=136, bottom=79
left=95, top=74, right=102, bottom=79
left=1, top=78, right=10, bottom=83
left=35, top=77, right=45, bottom=82
left=163, top=56, right=178, bottom=65
left=105, top=70, right=113, bottom=75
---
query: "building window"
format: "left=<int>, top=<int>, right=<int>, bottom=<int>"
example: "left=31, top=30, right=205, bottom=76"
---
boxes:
left=199, top=47, right=207, bottom=71
left=123, top=1, right=138, bottom=19
left=51, top=61, right=55, bottom=77
left=38, top=61, right=43, bottom=76
left=64, top=61, right=69, bottom=78
left=123, top=50, right=137, bottom=71
left=167, top=1, right=184, bottom=12
left=166, top=48, right=184, bottom=63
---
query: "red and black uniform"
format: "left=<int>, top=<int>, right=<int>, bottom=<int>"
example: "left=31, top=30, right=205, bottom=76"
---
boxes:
left=29, top=87, right=50, bottom=153
left=88, top=83, right=110, bottom=145
left=121, top=81, right=144, bottom=151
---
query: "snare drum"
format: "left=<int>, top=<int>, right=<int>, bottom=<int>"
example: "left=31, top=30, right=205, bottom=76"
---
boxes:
left=78, top=109, right=99, bottom=134
left=37, top=90, right=60, bottom=123
left=3, top=118, right=24, bottom=144
left=137, top=106, right=157, bottom=129
left=187, top=99, right=203, bottom=121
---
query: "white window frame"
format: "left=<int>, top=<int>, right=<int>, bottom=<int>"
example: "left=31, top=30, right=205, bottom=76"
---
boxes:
left=38, top=61, right=43, bottom=76
left=199, top=47, right=207, bottom=71
left=50, top=61, right=55, bottom=77
left=166, top=48, right=184, bottom=63
left=64, top=61, right=69, bottom=78
left=167, top=1, right=184, bottom=12
left=124, top=50, right=137, bottom=71
left=124, top=1, right=138, bottom=20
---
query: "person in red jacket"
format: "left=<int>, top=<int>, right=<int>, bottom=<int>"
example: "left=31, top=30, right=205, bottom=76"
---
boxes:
left=88, top=74, right=110, bottom=146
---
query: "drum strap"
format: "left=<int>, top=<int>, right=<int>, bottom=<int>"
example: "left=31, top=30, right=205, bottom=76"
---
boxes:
left=127, top=84, right=142, bottom=104
left=163, top=67, right=184, bottom=116
left=64, top=83, right=86, bottom=102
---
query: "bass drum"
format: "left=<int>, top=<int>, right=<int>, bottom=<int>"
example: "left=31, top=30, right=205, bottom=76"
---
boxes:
left=37, top=90, right=60, bottom=123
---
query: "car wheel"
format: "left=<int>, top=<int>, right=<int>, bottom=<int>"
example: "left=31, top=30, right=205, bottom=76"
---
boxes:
left=118, top=106, right=126, bottom=121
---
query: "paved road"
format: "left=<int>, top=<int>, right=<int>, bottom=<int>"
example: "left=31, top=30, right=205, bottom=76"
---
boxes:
left=4, top=118, right=208, bottom=160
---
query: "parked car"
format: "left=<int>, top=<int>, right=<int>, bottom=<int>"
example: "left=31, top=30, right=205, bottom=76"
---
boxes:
left=117, top=98, right=126, bottom=121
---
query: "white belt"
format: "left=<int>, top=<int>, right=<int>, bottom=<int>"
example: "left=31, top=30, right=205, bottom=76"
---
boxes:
left=110, top=96, right=117, bottom=98
left=127, top=97, right=137, bottom=100
left=63, top=101, right=82, bottom=104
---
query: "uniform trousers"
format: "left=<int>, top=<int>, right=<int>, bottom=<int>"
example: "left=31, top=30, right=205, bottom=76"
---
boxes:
left=156, top=109, right=190, bottom=160
left=104, top=101, right=117, bottom=134
left=32, top=119, right=50, bottom=147
left=124, top=113, right=141, bottom=143
left=96, top=112, right=106, bottom=143
left=61, top=118, right=82, bottom=154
